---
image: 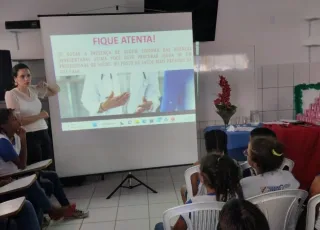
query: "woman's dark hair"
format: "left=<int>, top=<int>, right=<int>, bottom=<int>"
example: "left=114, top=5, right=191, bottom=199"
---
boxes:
left=200, top=154, right=243, bottom=202
left=250, top=137, right=284, bottom=174
left=12, top=63, right=30, bottom=78
left=204, top=130, right=228, bottom=155
left=250, top=127, right=276, bottom=139
left=0, top=108, right=14, bottom=133
left=218, top=199, right=270, bottom=230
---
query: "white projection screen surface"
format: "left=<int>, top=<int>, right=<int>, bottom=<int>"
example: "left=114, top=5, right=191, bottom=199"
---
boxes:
left=39, top=13, right=198, bottom=177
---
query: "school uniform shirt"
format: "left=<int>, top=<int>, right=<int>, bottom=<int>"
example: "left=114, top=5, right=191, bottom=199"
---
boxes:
left=5, top=86, right=48, bottom=132
left=240, top=170, right=300, bottom=199
left=0, top=134, right=21, bottom=175
left=81, top=72, right=160, bottom=116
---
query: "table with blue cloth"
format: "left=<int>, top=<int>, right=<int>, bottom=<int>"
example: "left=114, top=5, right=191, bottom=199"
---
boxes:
left=204, top=125, right=261, bottom=161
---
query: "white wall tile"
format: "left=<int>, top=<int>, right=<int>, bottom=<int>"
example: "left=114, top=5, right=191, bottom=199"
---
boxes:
left=263, top=88, right=278, bottom=111
left=310, top=63, right=320, bottom=83
left=294, top=63, right=310, bottom=85
left=262, top=65, right=278, bottom=88
left=278, top=110, right=294, bottom=120
left=257, top=89, right=262, bottom=111
left=262, top=111, right=278, bottom=122
left=278, top=87, right=293, bottom=110
left=278, top=64, right=294, bottom=87
left=256, top=67, right=262, bottom=88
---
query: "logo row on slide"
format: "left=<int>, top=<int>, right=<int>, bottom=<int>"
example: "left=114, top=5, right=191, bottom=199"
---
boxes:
left=61, top=114, right=196, bottom=131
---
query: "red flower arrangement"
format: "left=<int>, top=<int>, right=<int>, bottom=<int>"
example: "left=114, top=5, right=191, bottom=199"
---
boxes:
left=214, top=75, right=237, bottom=111
left=214, top=75, right=237, bottom=127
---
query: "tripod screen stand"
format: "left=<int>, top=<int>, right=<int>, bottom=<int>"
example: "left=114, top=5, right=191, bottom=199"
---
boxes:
left=106, top=172, right=157, bottom=199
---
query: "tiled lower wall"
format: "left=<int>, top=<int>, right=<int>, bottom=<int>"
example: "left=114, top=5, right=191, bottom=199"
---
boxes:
left=256, top=63, right=320, bottom=122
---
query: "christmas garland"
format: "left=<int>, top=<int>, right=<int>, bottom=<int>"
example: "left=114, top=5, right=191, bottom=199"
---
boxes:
left=294, top=82, right=320, bottom=115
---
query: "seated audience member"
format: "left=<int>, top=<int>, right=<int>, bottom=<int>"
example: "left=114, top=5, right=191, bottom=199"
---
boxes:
left=156, top=154, right=243, bottom=230
left=240, top=136, right=299, bottom=198
left=181, top=130, right=228, bottom=203
left=0, top=108, right=88, bottom=219
left=218, top=199, right=270, bottom=230
left=242, top=127, right=278, bottom=177
left=308, top=175, right=320, bottom=229
left=0, top=196, right=41, bottom=230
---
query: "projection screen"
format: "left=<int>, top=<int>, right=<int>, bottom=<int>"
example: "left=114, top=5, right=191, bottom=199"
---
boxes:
left=39, top=13, right=198, bottom=177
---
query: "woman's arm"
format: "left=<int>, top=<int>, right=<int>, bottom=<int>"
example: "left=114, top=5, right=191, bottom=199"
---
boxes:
left=20, top=111, right=48, bottom=126
left=46, top=84, right=60, bottom=97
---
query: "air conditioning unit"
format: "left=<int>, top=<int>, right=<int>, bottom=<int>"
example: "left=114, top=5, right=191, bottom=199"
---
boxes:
left=5, top=20, right=41, bottom=31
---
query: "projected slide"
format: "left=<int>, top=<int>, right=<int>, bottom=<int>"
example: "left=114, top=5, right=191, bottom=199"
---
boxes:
left=50, top=30, right=195, bottom=131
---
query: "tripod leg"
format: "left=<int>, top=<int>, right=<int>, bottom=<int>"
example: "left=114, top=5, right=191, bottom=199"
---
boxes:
left=106, top=175, right=129, bottom=199
left=131, top=175, right=157, bottom=193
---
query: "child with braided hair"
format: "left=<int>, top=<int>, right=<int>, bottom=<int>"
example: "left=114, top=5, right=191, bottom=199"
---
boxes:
left=155, top=154, right=243, bottom=230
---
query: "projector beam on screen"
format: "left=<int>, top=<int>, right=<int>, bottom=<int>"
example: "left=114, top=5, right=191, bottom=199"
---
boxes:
left=39, top=13, right=198, bottom=177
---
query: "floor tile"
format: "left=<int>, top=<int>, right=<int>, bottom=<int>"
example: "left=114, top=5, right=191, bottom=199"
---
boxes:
left=115, top=219, right=149, bottom=230
left=119, top=194, right=148, bottom=206
left=120, top=185, right=148, bottom=195
left=69, top=199, right=91, bottom=210
left=83, top=207, right=118, bottom=223
left=147, top=175, right=172, bottom=184
left=89, top=197, right=119, bottom=208
left=148, top=191, right=178, bottom=204
left=64, top=185, right=95, bottom=199
left=47, top=224, right=81, bottom=230
left=147, top=183, right=175, bottom=193
left=50, top=218, right=83, bottom=226
left=117, top=205, right=149, bottom=220
left=80, top=221, right=115, bottom=230
left=150, top=218, right=162, bottom=230
left=149, top=202, right=179, bottom=218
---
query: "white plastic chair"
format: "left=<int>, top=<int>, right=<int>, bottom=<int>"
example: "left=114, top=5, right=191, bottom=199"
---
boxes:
left=163, top=201, right=224, bottom=230
left=247, top=189, right=308, bottom=230
left=240, top=157, right=294, bottom=172
left=184, top=165, right=206, bottom=200
left=306, top=194, right=320, bottom=230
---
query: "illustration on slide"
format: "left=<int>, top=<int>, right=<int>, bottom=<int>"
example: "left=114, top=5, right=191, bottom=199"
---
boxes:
left=57, top=69, right=195, bottom=119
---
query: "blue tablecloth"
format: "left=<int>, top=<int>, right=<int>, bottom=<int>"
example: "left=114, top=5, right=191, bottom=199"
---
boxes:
left=204, top=125, right=261, bottom=161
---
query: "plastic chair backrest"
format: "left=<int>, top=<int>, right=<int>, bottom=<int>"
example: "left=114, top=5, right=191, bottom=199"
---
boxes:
left=163, top=201, right=224, bottom=230
left=306, top=194, right=320, bottom=230
left=247, top=189, right=308, bottom=230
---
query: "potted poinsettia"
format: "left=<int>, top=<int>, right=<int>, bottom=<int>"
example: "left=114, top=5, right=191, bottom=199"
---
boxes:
left=214, top=75, right=237, bottom=129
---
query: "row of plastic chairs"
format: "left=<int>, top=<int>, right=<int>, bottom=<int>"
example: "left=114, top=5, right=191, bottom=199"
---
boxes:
left=163, top=190, right=320, bottom=230
left=184, top=158, right=295, bottom=200
left=163, top=158, right=299, bottom=230
left=163, top=189, right=308, bottom=230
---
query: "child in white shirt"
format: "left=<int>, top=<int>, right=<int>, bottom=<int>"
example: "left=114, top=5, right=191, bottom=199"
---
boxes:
left=155, top=154, right=244, bottom=230
left=240, top=136, right=299, bottom=198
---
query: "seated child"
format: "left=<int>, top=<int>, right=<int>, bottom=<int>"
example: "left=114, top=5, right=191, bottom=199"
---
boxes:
left=0, top=180, right=41, bottom=230
left=240, top=136, right=299, bottom=198
left=218, top=199, right=270, bottom=230
left=180, top=129, right=228, bottom=203
left=156, top=154, right=243, bottom=230
left=243, top=127, right=278, bottom=177
left=0, top=108, right=88, bottom=220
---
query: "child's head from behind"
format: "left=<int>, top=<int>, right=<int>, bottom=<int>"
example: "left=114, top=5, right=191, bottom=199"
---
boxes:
left=250, top=127, right=276, bottom=140
left=218, top=199, right=270, bottom=230
left=199, top=154, right=243, bottom=202
left=248, top=136, right=284, bottom=174
left=204, top=130, right=228, bottom=155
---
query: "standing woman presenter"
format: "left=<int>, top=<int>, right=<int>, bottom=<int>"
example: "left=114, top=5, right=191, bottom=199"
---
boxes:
left=5, top=63, right=60, bottom=166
